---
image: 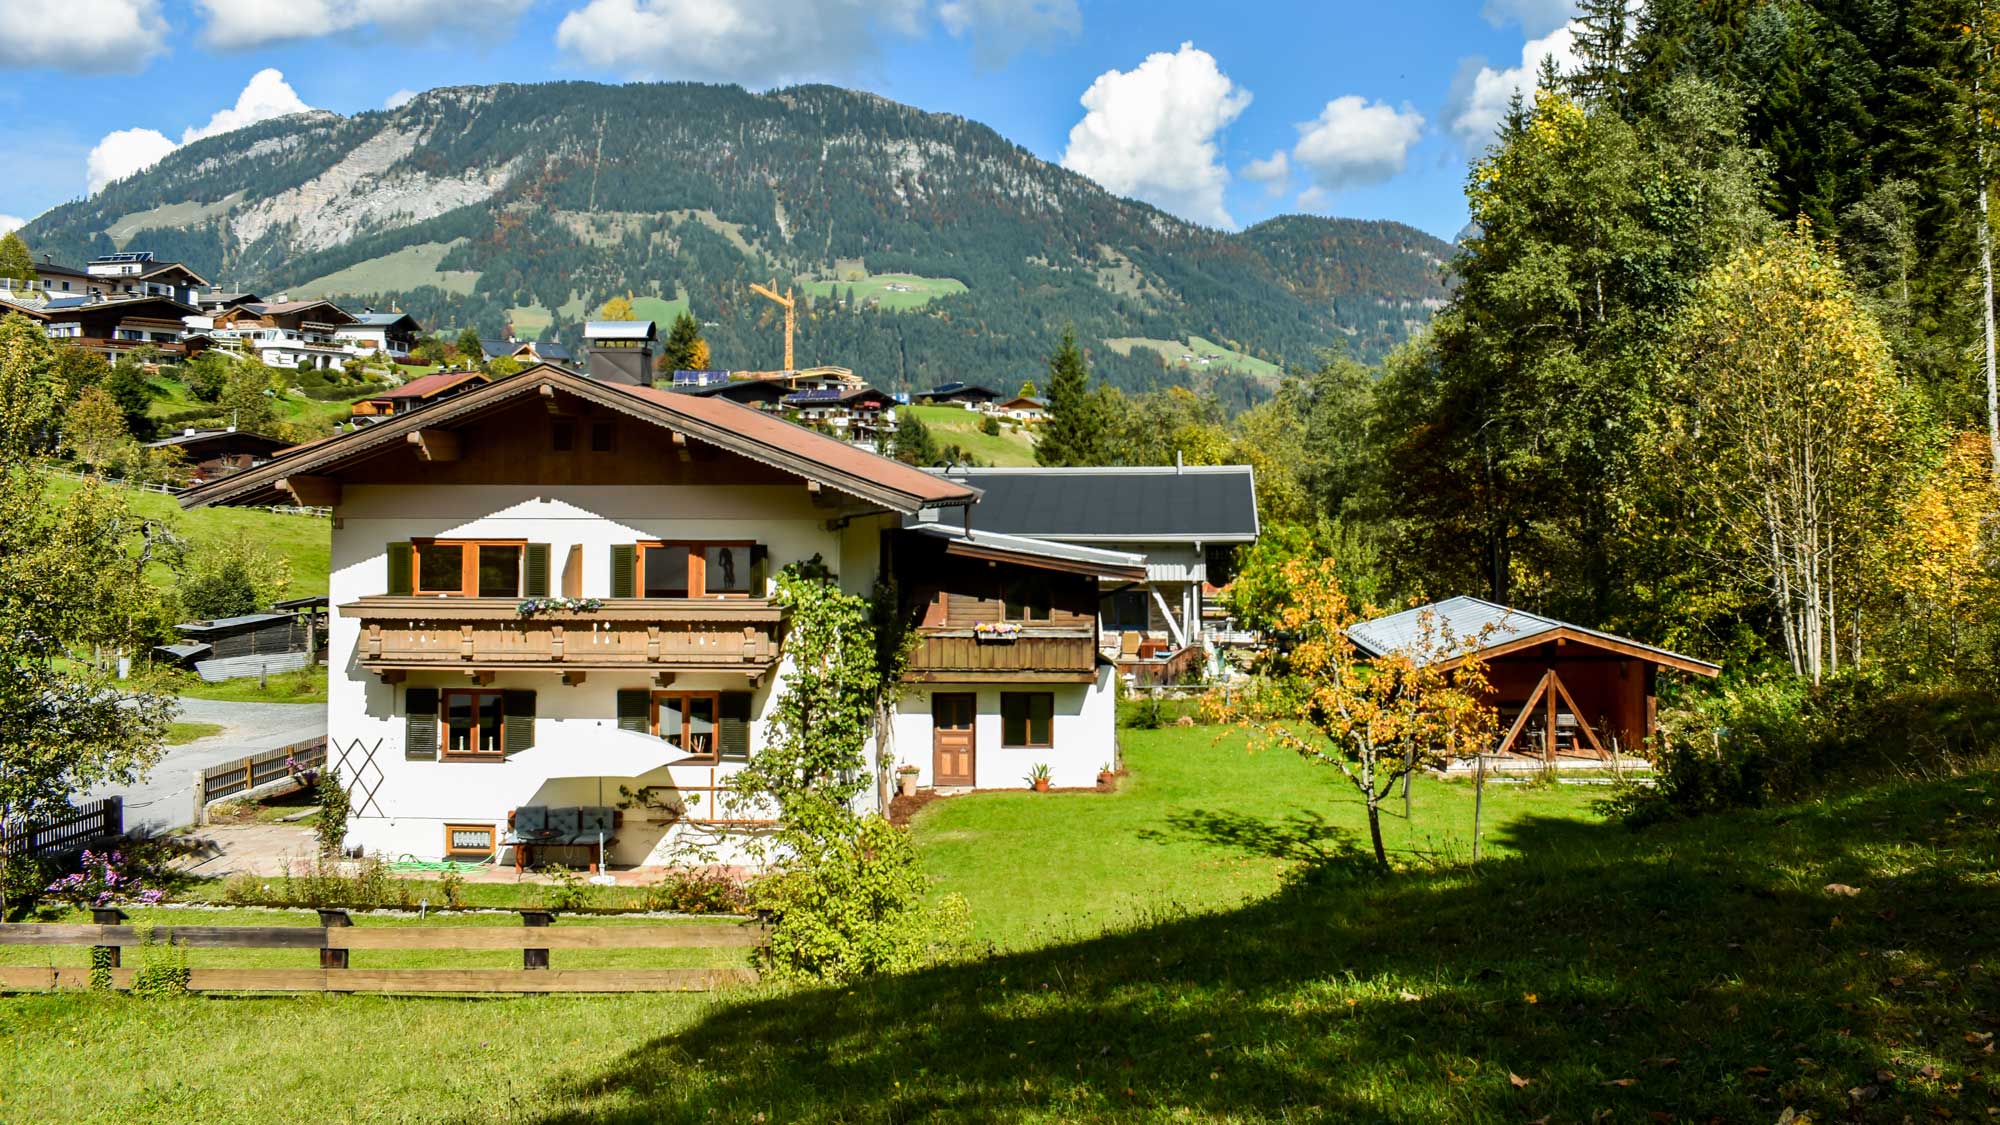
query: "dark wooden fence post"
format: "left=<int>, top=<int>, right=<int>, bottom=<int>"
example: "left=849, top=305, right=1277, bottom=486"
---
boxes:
left=91, top=907, right=127, bottom=969
left=521, top=910, right=553, bottom=970
left=318, top=908, right=351, bottom=971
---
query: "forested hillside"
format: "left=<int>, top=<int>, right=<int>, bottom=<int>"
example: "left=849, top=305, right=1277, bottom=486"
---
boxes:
left=17, top=82, right=1451, bottom=402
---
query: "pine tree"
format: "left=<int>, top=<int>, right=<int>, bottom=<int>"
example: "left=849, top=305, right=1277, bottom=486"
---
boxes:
left=454, top=327, right=484, bottom=364
left=1570, top=0, right=1638, bottom=106
left=1036, top=328, right=1108, bottom=467
left=661, top=310, right=706, bottom=372
left=0, top=233, right=35, bottom=285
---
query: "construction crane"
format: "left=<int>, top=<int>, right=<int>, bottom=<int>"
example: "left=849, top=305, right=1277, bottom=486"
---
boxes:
left=748, top=280, right=796, bottom=371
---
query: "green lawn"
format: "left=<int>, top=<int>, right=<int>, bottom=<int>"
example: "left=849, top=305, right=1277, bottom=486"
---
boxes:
left=166, top=665, right=327, bottom=704
left=165, top=721, right=224, bottom=745
left=1103, top=334, right=1284, bottom=381
left=3, top=727, right=1996, bottom=1122
left=44, top=475, right=330, bottom=599
left=903, top=403, right=1037, bottom=467
left=805, top=271, right=968, bottom=311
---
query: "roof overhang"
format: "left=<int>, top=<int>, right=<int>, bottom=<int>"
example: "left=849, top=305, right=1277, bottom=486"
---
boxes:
left=1422, top=626, right=1721, bottom=677
left=903, top=524, right=1145, bottom=581
left=178, top=366, right=980, bottom=516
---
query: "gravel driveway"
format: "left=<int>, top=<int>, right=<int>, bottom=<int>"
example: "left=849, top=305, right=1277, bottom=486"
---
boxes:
left=86, top=697, right=326, bottom=835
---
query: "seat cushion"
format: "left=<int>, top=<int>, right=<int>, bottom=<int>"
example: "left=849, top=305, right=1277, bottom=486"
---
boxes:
left=576, top=806, right=616, bottom=840
left=545, top=806, right=581, bottom=843
left=508, top=805, right=551, bottom=842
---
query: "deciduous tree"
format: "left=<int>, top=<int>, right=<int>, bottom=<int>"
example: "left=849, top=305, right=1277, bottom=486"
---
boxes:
left=63, top=386, right=128, bottom=470
left=0, top=232, right=35, bottom=285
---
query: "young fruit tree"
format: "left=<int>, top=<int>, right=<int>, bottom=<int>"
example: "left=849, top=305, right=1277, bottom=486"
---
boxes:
left=1211, top=556, right=1497, bottom=870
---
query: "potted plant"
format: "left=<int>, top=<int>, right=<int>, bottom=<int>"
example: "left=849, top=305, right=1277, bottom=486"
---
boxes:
left=1096, top=762, right=1117, bottom=790
left=1026, top=763, right=1051, bottom=792
left=895, top=763, right=920, bottom=798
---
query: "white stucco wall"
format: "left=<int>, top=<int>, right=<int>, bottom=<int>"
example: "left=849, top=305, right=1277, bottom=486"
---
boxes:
left=887, top=664, right=1117, bottom=791
left=324, top=483, right=885, bottom=866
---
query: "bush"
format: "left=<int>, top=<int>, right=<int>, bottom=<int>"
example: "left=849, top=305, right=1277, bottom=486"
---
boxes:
left=980, top=415, right=1001, bottom=436
left=642, top=867, right=751, bottom=914
left=751, top=815, right=970, bottom=983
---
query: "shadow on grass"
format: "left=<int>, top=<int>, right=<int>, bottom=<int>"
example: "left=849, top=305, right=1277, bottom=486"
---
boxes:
left=1139, top=807, right=1377, bottom=868
left=528, top=772, right=2000, bottom=1123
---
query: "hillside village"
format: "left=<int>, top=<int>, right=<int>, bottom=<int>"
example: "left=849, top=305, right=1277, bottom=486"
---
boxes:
left=5, top=3, right=2000, bottom=1122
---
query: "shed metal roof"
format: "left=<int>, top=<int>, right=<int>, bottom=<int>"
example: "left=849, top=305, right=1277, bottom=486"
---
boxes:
left=930, top=465, right=1259, bottom=543
left=903, top=522, right=1145, bottom=580
left=1346, top=596, right=1720, bottom=674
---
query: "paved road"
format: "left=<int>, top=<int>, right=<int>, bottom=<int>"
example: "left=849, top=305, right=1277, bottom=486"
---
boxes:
left=86, top=697, right=326, bottom=835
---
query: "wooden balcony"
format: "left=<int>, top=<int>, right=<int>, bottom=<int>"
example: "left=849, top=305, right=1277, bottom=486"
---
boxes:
left=340, top=597, right=783, bottom=678
left=905, top=628, right=1100, bottom=684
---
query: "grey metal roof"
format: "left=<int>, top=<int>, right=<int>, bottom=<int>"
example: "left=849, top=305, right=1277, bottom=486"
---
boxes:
left=152, top=643, right=212, bottom=660
left=1347, top=596, right=1720, bottom=671
left=905, top=522, right=1145, bottom=576
left=584, top=320, right=657, bottom=340
left=175, top=612, right=297, bottom=634
left=536, top=342, right=572, bottom=360
left=931, top=465, right=1259, bottom=543
left=350, top=312, right=417, bottom=328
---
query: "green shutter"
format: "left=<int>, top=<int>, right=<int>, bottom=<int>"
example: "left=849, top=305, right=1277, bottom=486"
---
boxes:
left=404, top=688, right=438, bottom=760
left=503, top=690, right=536, bottom=755
left=387, top=542, right=413, bottom=596
left=610, top=544, right=636, bottom=598
left=719, top=692, right=752, bottom=762
left=524, top=544, right=550, bottom=597
left=616, top=689, right=649, bottom=733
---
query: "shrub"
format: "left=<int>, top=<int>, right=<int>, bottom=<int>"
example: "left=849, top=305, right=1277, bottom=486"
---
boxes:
left=315, top=767, right=350, bottom=857
left=642, top=868, right=750, bottom=914
left=980, top=415, right=1001, bottom=436
left=281, top=854, right=412, bottom=908
left=128, top=922, right=190, bottom=998
left=541, top=864, right=591, bottom=913
left=751, top=815, right=970, bottom=983
left=42, top=848, right=166, bottom=909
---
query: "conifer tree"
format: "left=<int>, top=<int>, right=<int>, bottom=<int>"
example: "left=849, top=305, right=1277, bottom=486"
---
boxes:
left=1036, top=328, right=1108, bottom=467
left=661, top=310, right=706, bottom=372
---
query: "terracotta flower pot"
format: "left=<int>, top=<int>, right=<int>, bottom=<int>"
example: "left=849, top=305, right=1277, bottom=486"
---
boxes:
left=1033, top=778, right=1050, bottom=792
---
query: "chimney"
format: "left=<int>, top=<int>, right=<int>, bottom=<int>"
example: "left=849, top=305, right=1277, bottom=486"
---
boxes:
left=583, top=319, right=657, bottom=386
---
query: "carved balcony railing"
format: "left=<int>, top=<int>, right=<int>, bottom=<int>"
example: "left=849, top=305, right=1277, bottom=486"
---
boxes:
left=340, top=597, right=783, bottom=677
left=904, top=627, right=1100, bottom=683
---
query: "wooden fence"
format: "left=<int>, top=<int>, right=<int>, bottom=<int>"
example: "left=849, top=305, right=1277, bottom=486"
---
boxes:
left=0, top=908, right=761, bottom=994
left=197, top=737, right=326, bottom=805
left=0, top=798, right=123, bottom=858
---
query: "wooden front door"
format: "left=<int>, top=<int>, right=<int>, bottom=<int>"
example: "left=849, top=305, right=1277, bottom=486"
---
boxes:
left=931, top=693, right=976, bottom=786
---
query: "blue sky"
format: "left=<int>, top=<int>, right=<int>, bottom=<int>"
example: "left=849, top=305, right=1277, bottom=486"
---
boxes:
left=0, top=0, right=1584, bottom=241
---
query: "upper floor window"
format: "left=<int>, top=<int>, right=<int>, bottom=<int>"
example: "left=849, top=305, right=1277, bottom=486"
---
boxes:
left=393, top=539, right=549, bottom=598
left=623, top=541, right=759, bottom=599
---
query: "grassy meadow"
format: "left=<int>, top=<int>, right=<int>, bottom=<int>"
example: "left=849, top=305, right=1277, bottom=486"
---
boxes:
left=1103, top=334, right=1285, bottom=381
left=903, top=403, right=1038, bottom=466
left=3, top=726, right=1995, bottom=1122
left=44, top=475, right=330, bottom=599
left=805, top=271, right=969, bottom=311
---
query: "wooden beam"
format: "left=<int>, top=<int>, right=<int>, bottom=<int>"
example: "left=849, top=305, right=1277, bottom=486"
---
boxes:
left=1494, top=670, right=1554, bottom=756
left=376, top=669, right=406, bottom=686
left=465, top=669, right=495, bottom=686
left=562, top=671, right=587, bottom=687
left=1547, top=670, right=1609, bottom=759
left=276, top=475, right=340, bottom=507
left=654, top=671, right=676, bottom=688
left=406, top=428, right=460, bottom=462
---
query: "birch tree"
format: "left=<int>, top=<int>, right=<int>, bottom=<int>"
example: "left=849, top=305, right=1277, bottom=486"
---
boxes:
left=1661, top=221, right=1909, bottom=682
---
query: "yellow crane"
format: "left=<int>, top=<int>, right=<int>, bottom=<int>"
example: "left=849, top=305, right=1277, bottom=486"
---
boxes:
left=748, top=280, right=796, bottom=371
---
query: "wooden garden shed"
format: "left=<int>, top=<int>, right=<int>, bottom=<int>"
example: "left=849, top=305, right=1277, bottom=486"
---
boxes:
left=1348, top=596, right=1720, bottom=762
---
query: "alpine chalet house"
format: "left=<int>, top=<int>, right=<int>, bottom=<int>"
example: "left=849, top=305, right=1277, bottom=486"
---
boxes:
left=334, top=311, right=425, bottom=360
left=203, top=299, right=358, bottom=370
left=178, top=351, right=1142, bottom=867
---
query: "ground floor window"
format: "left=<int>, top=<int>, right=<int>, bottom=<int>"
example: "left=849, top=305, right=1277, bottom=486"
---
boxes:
left=444, top=823, right=496, bottom=859
left=1001, top=692, right=1055, bottom=748
left=444, top=689, right=506, bottom=758
left=652, top=691, right=720, bottom=760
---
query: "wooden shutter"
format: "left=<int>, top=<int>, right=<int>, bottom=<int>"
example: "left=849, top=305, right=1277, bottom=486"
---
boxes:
left=524, top=544, right=550, bottom=597
left=610, top=544, right=636, bottom=598
left=502, top=690, right=536, bottom=755
left=616, top=689, right=649, bottom=733
left=404, top=687, right=439, bottom=760
left=386, top=542, right=413, bottom=596
left=719, top=692, right=752, bottom=762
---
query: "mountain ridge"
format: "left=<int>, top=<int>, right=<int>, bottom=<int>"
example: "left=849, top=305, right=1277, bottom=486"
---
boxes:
left=20, top=81, right=1452, bottom=400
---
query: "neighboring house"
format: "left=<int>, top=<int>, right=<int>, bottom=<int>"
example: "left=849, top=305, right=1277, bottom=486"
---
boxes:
left=206, top=300, right=358, bottom=369
left=994, top=395, right=1047, bottom=422
left=197, top=291, right=263, bottom=314
left=1348, top=597, right=1720, bottom=763
left=350, top=369, right=491, bottom=419
left=178, top=360, right=1143, bottom=865
left=919, top=382, right=1000, bottom=408
left=781, top=384, right=897, bottom=444
left=0, top=293, right=206, bottom=358
left=674, top=379, right=792, bottom=408
left=144, top=427, right=293, bottom=484
left=924, top=464, right=1261, bottom=683
left=83, top=253, right=209, bottom=304
left=335, top=311, right=424, bottom=359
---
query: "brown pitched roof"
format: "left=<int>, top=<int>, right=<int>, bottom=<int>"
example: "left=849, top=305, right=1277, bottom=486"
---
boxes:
left=375, top=369, right=489, bottom=399
left=180, top=366, right=979, bottom=514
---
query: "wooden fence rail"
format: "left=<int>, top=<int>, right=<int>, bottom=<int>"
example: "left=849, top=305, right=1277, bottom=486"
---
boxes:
left=197, top=737, right=327, bottom=805
left=0, top=909, right=762, bottom=994
left=0, top=798, right=123, bottom=857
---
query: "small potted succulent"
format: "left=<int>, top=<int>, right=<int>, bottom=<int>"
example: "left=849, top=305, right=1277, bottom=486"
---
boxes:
left=1026, top=762, right=1052, bottom=793
left=1096, top=762, right=1117, bottom=790
left=896, top=763, right=921, bottom=798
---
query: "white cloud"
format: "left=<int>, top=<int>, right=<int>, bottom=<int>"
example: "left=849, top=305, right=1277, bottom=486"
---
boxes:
left=1060, top=42, right=1252, bottom=230
left=1290, top=96, right=1425, bottom=198
left=386, top=89, right=419, bottom=110
left=1481, top=0, right=1577, bottom=36
left=86, top=128, right=178, bottom=193
left=1445, top=23, right=1577, bottom=149
left=1240, top=150, right=1289, bottom=197
left=938, top=0, right=1080, bottom=64
left=0, top=0, right=168, bottom=74
left=181, top=68, right=311, bottom=143
left=0, top=215, right=25, bottom=235
left=85, top=69, right=314, bottom=194
left=555, top=0, right=926, bottom=84
left=196, top=0, right=535, bottom=49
